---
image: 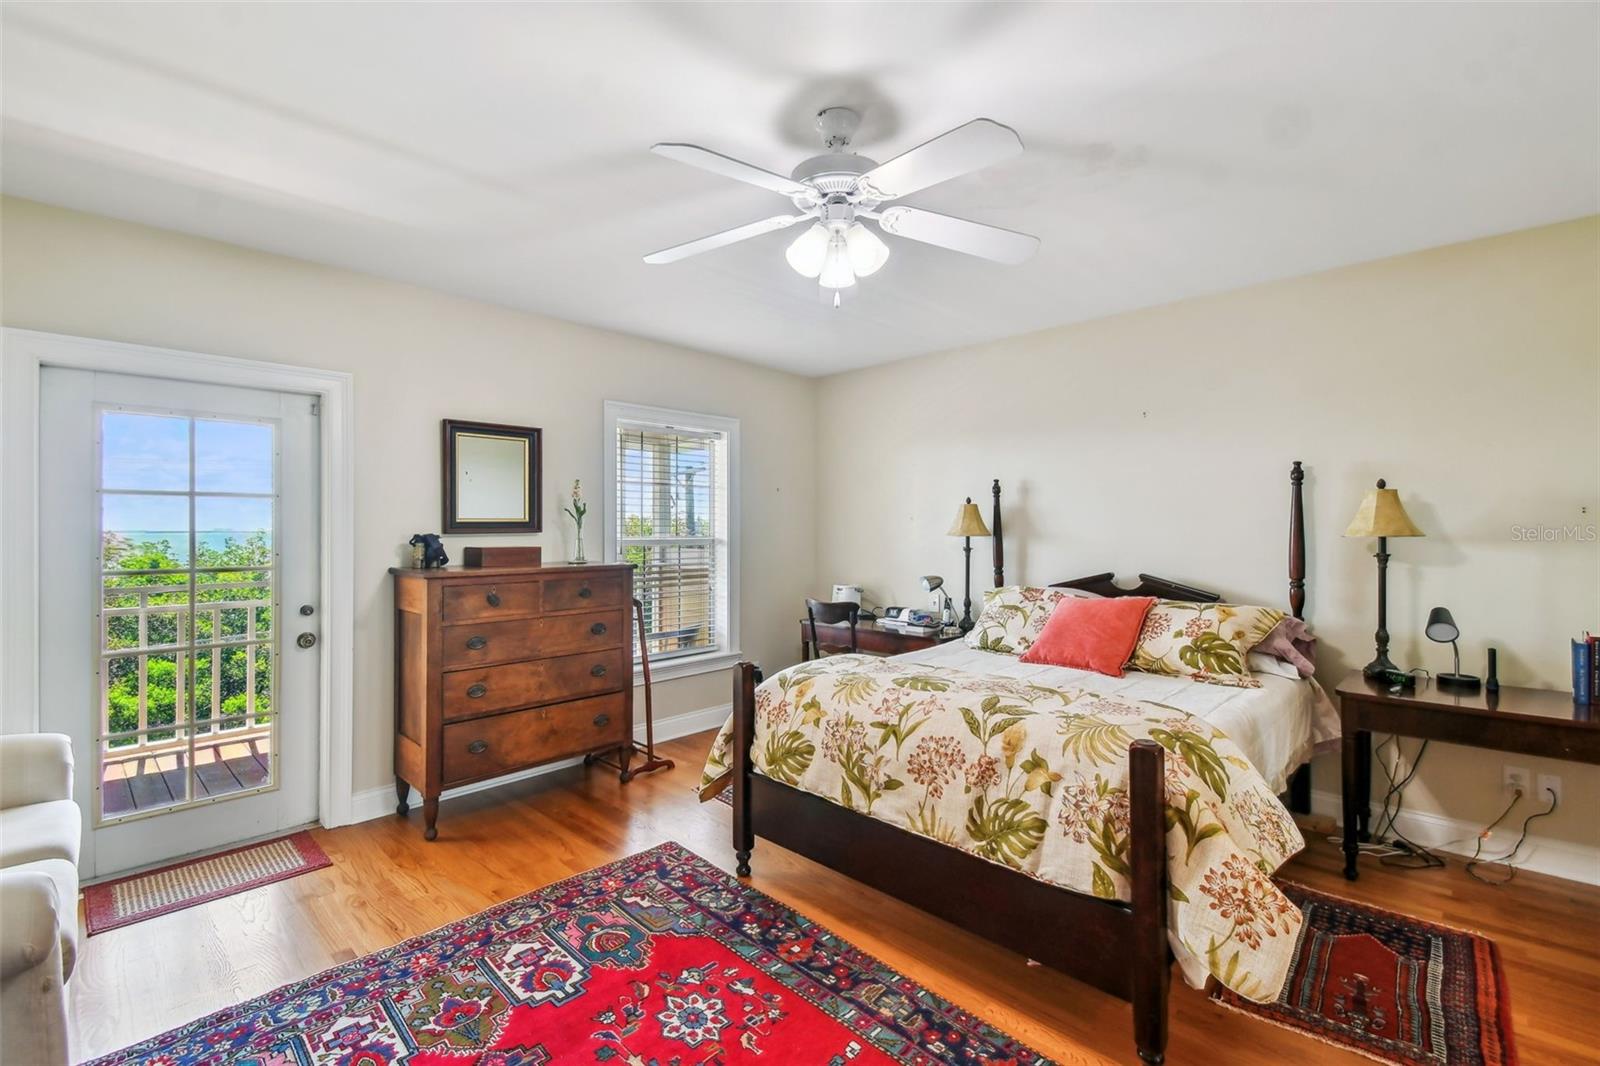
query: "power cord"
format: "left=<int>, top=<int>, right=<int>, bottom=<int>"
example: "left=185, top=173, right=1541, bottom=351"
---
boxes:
left=1373, top=737, right=1445, bottom=870
left=1467, top=786, right=1559, bottom=885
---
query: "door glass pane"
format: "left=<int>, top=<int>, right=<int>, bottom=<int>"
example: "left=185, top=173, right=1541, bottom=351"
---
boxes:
left=196, top=496, right=272, bottom=567
left=98, top=410, right=277, bottom=821
left=101, top=412, right=189, bottom=491
left=196, top=419, right=273, bottom=494
left=102, top=494, right=190, bottom=569
left=100, top=728, right=191, bottom=818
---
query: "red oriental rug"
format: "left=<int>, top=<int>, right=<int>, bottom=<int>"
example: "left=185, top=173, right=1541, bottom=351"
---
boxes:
left=88, top=841, right=1050, bottom=1065
left=84, top=831, right=332, bottom=935
left=1212, top=881, right=1516, bottom=1065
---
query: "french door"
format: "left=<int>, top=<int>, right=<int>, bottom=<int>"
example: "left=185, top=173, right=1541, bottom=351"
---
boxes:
left=38, top=369, right=320, bottom=878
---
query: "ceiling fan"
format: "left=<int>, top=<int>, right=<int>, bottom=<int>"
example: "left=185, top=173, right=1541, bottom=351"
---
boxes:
left=643, top=107, right=1040, bottom=302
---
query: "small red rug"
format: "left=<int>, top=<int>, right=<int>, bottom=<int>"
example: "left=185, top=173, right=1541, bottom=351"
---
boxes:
left=87, top=841, right=1050, bottom=1065
left=1213, top=881, right=1516, bottom=1065
left=84, top=831, right=331, bottom=935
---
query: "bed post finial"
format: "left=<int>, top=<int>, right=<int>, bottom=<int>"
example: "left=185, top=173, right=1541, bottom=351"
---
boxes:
left=991, top=479, right=1004, bottom=588
left=1289, top=461, right=1306, bottom=620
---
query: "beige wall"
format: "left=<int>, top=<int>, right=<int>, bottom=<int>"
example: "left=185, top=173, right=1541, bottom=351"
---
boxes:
left=0, top=196, right=818, bottom=796
left=815, top=218, right=1600, bottom=861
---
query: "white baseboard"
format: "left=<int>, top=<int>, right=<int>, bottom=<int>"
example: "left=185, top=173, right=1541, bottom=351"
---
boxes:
left=348, top=703, right=730, bottom=825
left=1309, top=789, right=1600, bottom=886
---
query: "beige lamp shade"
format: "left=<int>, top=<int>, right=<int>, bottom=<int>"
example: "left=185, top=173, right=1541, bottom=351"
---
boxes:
left=1344, top=479, right=1424, bottom=538
left=948, top=498, right=992, bottom=538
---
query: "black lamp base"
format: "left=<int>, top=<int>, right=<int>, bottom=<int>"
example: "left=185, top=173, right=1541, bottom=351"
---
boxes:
left=1437, top=672, right=1482, bottom=693
left=1362, top=652, right=1400, bottom=680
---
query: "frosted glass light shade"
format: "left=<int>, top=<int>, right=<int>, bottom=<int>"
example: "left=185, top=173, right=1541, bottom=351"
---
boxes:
left=819, top=233, right=856, bottom=289
left=845, top=222, right=889, bottom=277
left=785, top=223, right=829, bottom=278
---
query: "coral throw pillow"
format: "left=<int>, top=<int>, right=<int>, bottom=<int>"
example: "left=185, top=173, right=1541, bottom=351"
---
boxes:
left=1019, top=596, right=1157, bottom=676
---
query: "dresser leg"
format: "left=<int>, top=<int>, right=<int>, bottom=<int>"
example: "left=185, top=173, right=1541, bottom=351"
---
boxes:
left=422, top=796, right=439, bottom=841
left=1341, top=733, right=1361, bottom=880
left=395, top=777, right=410, bottom=816
left=616, top=744, right=634, bottom=783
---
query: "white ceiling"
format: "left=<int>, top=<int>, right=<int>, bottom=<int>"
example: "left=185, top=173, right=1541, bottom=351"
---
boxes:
left=3, top=3, right=1595, bottom=376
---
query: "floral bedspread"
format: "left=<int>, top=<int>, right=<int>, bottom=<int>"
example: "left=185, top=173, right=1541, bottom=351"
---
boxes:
left=699, top=654, right=1305, bottom=1002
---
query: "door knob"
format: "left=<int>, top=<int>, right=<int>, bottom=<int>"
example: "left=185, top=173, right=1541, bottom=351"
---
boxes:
left=298, top=604, right=315, bottom=616
left=296, top=632, right=317, bottom=649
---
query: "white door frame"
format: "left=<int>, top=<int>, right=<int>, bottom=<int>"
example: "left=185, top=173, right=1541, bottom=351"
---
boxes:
left=1, top=328, right=357, bottom=828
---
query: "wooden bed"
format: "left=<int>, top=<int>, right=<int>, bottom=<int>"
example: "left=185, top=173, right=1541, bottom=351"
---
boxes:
left=728, top=461, right=1311, bottom=1065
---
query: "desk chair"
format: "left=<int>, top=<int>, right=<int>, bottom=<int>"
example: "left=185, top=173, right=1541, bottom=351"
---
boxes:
left=805, top=599, right=861, bottom=659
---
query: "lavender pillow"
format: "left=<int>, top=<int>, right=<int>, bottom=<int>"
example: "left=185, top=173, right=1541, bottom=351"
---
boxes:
left=1252, top=616, right=1317, bottom=677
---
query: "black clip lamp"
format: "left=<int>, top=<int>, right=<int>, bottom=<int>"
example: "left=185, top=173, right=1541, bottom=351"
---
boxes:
left=1425, top=607, right=1481, bottom=692
left=921, top=575, right=954, bottom=626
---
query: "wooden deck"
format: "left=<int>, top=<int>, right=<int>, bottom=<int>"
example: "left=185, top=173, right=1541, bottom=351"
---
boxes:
left=101, top=732, right=272, bottom=816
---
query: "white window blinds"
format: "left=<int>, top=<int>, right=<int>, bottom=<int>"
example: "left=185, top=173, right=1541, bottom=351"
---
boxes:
left=614, top=419, right=729, bottom=662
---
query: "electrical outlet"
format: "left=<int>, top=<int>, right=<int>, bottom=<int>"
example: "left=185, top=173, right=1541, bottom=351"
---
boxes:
left=1535, top=773, right=1562, bottom=807
left=1503, top=765, right=1530, bottom=794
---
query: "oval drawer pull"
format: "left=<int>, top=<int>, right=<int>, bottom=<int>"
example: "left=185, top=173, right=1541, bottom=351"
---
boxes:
left=465, top=635, right=487, bottom=650
left=485, top=590, right=501, bottom=607
left=467, top=739, right=489, bottom=755
left=467, top=683, right=488, bottom=699
left=590, top=622, right=607, bottom=635
left=578, top=586, right=593, bottom=599
left=590, top=664, right=607, bottom=677
left=593, top=713, right=611, bottom=727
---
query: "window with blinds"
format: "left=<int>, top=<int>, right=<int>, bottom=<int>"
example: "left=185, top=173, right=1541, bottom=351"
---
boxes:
left=610, top=408, right=733, bottom=664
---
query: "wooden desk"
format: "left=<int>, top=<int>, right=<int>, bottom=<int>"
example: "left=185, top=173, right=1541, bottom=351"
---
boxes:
left=1336, top=671, right=1600, bottom=880
left=800, top=618, right=963, bottom=660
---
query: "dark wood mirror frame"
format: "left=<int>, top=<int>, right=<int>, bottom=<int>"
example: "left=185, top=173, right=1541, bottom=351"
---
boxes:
left=441, top=419, right=543, bottom=534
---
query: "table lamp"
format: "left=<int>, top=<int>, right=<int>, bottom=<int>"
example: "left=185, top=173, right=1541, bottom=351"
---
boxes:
left=947, top=498, right=992, bottom=633
left=1344, top=478, right=1424, bottom=679
left=1425, top=607, right=1482, bottom=692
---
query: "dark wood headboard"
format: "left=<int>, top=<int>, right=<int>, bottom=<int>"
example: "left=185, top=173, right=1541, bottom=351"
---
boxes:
left=989, top=461, right=1308, bottom=619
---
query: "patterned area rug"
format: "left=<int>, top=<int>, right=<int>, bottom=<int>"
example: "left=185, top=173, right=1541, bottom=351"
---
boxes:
left=1212, top=882, right=1516, bottom=1065
left=84, top=831, right=331, bottom=935
left=88, top=841, right=1051, bottom=1065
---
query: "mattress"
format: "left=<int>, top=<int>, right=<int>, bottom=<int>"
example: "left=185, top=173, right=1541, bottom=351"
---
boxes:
left=892, top=640, right=1338, bottom=792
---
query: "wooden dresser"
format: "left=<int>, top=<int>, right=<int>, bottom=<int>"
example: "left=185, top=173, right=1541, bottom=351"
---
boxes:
left=390, top=563, right=634, bottom=839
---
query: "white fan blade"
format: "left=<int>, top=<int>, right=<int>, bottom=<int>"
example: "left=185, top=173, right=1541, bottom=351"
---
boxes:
left=652, top=143, right=811, bottom=198
left=875, top=206, right=1039, bottom=265
left=857, top=119, right=1024, bottom=202
left=643, top=214, right=809, bottom=265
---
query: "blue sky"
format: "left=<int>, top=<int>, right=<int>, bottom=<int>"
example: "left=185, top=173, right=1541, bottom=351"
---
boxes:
left=102, top=412, right=272, bottom=495
left=100, top=413, right=274, bottom=534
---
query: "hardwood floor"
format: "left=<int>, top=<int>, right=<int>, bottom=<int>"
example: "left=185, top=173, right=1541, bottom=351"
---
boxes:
left=70, top=730, right=1600, bottom=1064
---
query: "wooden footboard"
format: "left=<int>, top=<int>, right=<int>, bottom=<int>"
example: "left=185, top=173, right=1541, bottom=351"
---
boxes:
left=730, top=662, right=1172, bottom=1064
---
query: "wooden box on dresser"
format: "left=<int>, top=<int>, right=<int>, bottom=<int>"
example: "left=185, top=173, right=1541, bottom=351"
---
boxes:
left=390, top=563, right=634, bottom=839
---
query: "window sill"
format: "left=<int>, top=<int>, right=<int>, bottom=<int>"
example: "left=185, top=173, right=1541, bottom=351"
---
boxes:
left=636, top=649, right=745, bottom=684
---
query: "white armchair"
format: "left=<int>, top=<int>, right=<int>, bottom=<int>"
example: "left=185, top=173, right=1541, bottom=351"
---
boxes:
left=0, top=733, right=80, bottom=1066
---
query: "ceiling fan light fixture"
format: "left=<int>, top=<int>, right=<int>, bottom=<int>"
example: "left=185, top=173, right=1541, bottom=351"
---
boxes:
left=784, top=223, right=829, bottom=278
left=818, top=232, right=856, bottom=289
left=844, top=222, right=889, bottom=277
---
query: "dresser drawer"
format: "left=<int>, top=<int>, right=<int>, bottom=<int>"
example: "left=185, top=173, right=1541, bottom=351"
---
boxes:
left=544, top=572, right=627, bottom=613
left=441, top=610, right=627, bottom=670
left=441, top=579, right=542, bottom=624
left=442, top=649, right=626, bottom=720
left=442, top=693, right=626, bottom=784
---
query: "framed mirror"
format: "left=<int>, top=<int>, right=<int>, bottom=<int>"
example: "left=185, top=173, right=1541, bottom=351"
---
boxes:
left=442, top=419, right=542, bottom=534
